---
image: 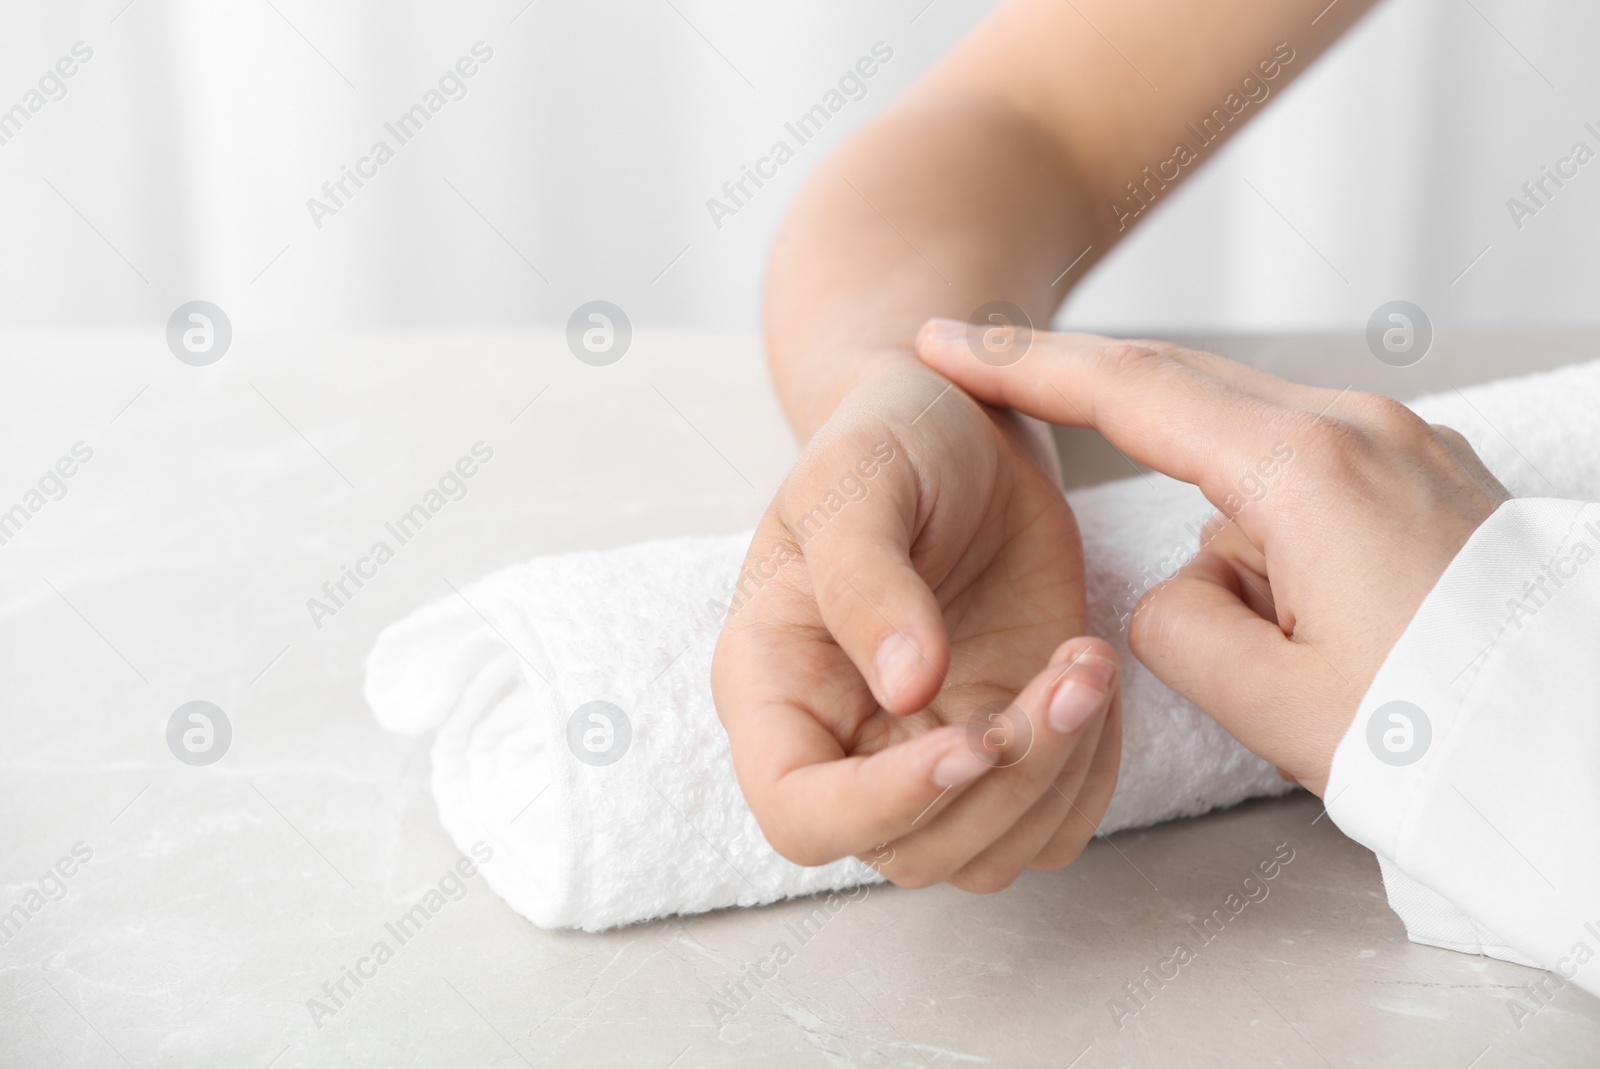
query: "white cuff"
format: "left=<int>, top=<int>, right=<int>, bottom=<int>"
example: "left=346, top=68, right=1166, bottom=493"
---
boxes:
left=1374, top=858, right=1540, bottom=967
left=1326, top=498, right=1600, bottom=996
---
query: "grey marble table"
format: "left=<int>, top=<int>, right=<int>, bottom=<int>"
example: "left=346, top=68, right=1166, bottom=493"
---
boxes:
left=3, top=328, right=1597, bottom=1068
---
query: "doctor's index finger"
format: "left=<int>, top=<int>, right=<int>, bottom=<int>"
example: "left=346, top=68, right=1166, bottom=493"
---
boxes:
left=915, top=320, right=1302, bottom=511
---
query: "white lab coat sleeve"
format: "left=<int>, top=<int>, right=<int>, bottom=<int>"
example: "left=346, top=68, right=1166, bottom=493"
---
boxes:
left=1326, top=498, right=1600, bottom=998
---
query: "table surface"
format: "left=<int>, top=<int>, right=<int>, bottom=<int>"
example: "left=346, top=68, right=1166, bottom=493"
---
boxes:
left=4, top=328, right=1598, bottom=1068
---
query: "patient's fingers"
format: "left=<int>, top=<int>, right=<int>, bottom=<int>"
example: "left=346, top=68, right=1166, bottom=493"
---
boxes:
left=915, top=322, right=1294, bottom=532
left=1029, top=687, right=1122, bottom=872
left=716, top=666, right=992, bottom=865
left=867, top=637, right=1119, bottom=888
left=947, top=685, right=1118, bottom=890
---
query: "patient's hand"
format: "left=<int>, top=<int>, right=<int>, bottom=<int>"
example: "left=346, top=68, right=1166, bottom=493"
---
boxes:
left=711, top=364, right=1121, bottom=891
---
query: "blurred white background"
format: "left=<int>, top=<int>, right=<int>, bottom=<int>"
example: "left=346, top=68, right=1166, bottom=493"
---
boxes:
left=1, top=0, right=1595, bottom=335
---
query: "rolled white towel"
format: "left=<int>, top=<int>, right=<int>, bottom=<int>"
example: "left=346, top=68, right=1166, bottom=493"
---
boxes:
left=364, top=358, right=1600, bottom=931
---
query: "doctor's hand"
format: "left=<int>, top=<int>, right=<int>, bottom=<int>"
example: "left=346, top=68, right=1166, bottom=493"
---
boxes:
left=916, top=321, right=1511, bottom=796
left=711, top=363, right=1121, bottom=891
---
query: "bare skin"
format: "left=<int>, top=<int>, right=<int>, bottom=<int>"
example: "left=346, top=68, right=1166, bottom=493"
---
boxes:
left=711, top=0, right=1383, bottom=890
left=916, top=324, right=1510, bottom=797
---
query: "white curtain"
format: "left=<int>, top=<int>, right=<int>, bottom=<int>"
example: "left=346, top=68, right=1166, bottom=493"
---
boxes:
left=1, top=0, right=1594, bottom=333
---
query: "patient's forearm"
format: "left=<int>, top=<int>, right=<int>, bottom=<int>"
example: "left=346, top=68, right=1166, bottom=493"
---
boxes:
left=764, top=97, right=1100, bottom=439
left=763, top=0, right=1380, bottom=440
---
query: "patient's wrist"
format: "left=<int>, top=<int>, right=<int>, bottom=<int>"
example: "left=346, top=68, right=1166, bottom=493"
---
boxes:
left=777, top=344, right=927, bottom=439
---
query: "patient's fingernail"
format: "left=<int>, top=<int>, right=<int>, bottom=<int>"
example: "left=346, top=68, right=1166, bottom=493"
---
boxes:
left=933, top=748, right=988, bottom=788
left=876, top=632, right=922, bottom=712
left=920, top=318, right=967, bottom=347
left=1048, top=654, right=1116, bottom=734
